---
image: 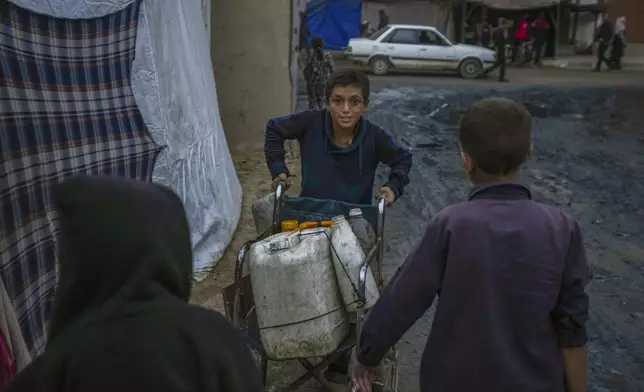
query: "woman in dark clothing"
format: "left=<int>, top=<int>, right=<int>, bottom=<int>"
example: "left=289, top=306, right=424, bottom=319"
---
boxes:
left=4, top=176, right=263, bottom=392
left=610, top=16, right=627, bottom=70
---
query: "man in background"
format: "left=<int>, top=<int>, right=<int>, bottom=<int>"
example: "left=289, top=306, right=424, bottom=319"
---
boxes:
left=532, top=13, right=550, bottom=66
left=594, top=13, right=613, bottom=72
left=476, top=15, right=492, bottom=48
left=483, top=18, right=510, bottom=83
left=512, top=14, right=530, bottom=63
left=378, top=9, right=389, bottom=30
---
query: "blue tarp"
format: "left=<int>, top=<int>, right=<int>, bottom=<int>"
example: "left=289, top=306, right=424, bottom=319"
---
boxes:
left=307, top=0, right=363, bottom=50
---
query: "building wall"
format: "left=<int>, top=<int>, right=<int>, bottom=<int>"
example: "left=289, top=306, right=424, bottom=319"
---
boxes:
left=606, top=0, right=644, bottom=46
left=210, top=0, right=293, bottom=152
left=362, top=1, right=454, bottom=40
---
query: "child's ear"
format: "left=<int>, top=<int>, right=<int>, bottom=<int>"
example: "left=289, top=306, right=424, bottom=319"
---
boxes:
left=460, top=151, right=474, bottom=172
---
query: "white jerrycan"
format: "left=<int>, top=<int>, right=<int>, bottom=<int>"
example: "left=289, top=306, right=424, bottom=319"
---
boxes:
left=249, top=227, right=349, bottom=359
left=330, top=215, right=379, bottom=311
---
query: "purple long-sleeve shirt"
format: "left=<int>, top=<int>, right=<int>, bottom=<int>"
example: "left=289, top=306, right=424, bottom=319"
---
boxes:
left=358, top=181, right=591, bottom=392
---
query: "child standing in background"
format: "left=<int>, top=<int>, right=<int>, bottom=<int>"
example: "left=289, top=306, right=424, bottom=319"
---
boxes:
left=304, top=36, right=334, bottom=110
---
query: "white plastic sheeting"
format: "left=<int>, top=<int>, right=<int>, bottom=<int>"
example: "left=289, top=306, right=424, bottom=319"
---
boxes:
left=9, top=0, right=242, bottom=281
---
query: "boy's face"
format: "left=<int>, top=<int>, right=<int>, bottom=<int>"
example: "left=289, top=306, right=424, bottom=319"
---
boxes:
left=328, top=85, right=366, bottom=132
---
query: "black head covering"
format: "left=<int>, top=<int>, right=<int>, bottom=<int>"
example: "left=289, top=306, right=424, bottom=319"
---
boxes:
left=47, top=175, right=193, bottom=343
left=5, top=176, right=263, bottom=392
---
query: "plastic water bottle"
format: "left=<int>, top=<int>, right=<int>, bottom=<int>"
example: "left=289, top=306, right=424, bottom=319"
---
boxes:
left=348, top=208, right=379, bottom=286
left=348, top=208, right=376, bottom=256
left=330, top=215, right=379, bottom=311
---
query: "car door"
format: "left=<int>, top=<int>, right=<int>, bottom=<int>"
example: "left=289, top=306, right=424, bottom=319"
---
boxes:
left=416, top=29, right=458, bottom=70
left=380, top=28, right=421, bottom=69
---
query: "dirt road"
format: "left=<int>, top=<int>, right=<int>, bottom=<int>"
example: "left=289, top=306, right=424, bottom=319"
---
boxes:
left=193, top=68, right=644, bottom=391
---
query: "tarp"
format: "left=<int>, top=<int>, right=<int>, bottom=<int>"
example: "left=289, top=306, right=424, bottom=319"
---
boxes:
left=2, top=0, right=240, bottom=358
left=307, top=0, right=363, bottom=50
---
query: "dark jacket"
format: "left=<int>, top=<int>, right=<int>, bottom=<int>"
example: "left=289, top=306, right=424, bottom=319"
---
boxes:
left=5, top=176, right=263, bottom=392
left=596, top=21, right=613, bottom=42
left=358, top=182, right=591, bottom=392
left=265, top=110, right=412, bottom=205
left=493, top=26, right=508, bottom=50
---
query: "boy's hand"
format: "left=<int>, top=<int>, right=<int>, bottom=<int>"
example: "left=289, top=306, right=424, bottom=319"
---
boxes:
left=271, top=173, right=290, bottom=192
left=375, top=186, right=396, bottom=206
left=350, top=348, right=381, bottom=392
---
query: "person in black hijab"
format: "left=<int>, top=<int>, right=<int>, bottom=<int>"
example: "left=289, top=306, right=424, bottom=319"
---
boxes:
left=4, top=176, right=263, bottom=392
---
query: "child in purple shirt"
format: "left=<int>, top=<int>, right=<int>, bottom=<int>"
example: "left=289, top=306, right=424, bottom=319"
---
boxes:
left=351, top=97, right=591, bottom=392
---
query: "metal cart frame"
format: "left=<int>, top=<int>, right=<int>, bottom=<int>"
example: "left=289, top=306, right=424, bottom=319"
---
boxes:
left=222, top=183, right=398, bottom=391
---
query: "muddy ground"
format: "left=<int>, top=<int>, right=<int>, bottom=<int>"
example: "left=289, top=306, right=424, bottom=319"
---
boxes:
left=193, top=69, right=644, bottom=392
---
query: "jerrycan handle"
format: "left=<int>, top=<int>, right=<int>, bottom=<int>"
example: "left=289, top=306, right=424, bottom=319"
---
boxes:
left=268, top=232, right=301, bottom=251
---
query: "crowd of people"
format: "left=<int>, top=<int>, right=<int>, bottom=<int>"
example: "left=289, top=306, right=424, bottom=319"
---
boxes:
left=474, top=13, right=551, bottom=68
left=298, top=8, right=629, bottom=89
left=479, top=12, right=627, bottom=82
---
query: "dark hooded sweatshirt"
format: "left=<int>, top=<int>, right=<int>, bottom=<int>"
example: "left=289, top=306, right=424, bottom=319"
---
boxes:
left=265, top=110, right=412, bottom=205
left=4, top=176, right=263, bottom=392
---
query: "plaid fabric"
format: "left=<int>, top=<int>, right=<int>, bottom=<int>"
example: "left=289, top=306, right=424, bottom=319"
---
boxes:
left=0, top=0, right=161, bottom=356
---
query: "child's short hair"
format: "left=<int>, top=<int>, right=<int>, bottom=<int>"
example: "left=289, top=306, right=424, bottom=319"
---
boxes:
left=324, top=69, right=370, bottom=103
left=459, top=97, right=532, bottom=175
left=311, top=35, right=324, bottom=49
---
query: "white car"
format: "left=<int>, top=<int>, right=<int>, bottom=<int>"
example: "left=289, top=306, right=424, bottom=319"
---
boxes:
left=345, top=24, right=496, bottom=79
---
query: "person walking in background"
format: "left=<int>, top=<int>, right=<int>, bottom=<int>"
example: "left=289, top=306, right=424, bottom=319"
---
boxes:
left=532, top=13, right=549, bottom=66
left=298, top=9, right=310, bottom=68
left=304, top=36, right=334, bottom=110
left=594, top=13, right=613, bottom=72
left=483, top=18, right=509, bottom=83
left=609, top=16, right=627, bottom=70
left=476, top=15, right=492, bottom=48
left=512, top=15, right=530, bottom=64
left=4, top=176, right=264, bottom=392
left=378, top=9, right=389, bottom=30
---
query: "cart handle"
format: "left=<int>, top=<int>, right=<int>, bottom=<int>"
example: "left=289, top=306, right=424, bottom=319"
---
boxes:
left=271, top=181, right=287, bottom=235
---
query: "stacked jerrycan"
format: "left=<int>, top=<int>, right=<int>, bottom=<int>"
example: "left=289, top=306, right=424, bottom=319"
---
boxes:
left=330, top=214, right=380, bottom=311
left=248, top=227, right=349, bottom=359
left=248, top=201, right=380, bottom=359
left=347, top=208, right=380, bottom=286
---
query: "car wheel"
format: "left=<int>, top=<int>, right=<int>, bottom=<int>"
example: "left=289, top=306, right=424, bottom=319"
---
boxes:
left=371, top=57, right=390, bottom=76
left=459, top=58, right=483, bottom=79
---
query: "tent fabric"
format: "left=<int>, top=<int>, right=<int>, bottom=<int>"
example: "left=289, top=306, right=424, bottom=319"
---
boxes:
left=0, top=0, right=161, bottom=356
left=307, top=0, right=364, bottom=50
left=130, top=0, right=241, bottom=281
left=1, top=0, right=241, bottom=359
left=7, top=0, right=241, bottom=280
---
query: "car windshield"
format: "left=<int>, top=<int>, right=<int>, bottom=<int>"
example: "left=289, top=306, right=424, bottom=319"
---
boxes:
left=368, top=25, right=390, bottom=40
left=433, top=30, right=452, bottom=45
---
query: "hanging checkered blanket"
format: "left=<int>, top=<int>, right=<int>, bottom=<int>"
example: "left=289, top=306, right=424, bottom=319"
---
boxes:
left=0, top=0, right=161, bottom=356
